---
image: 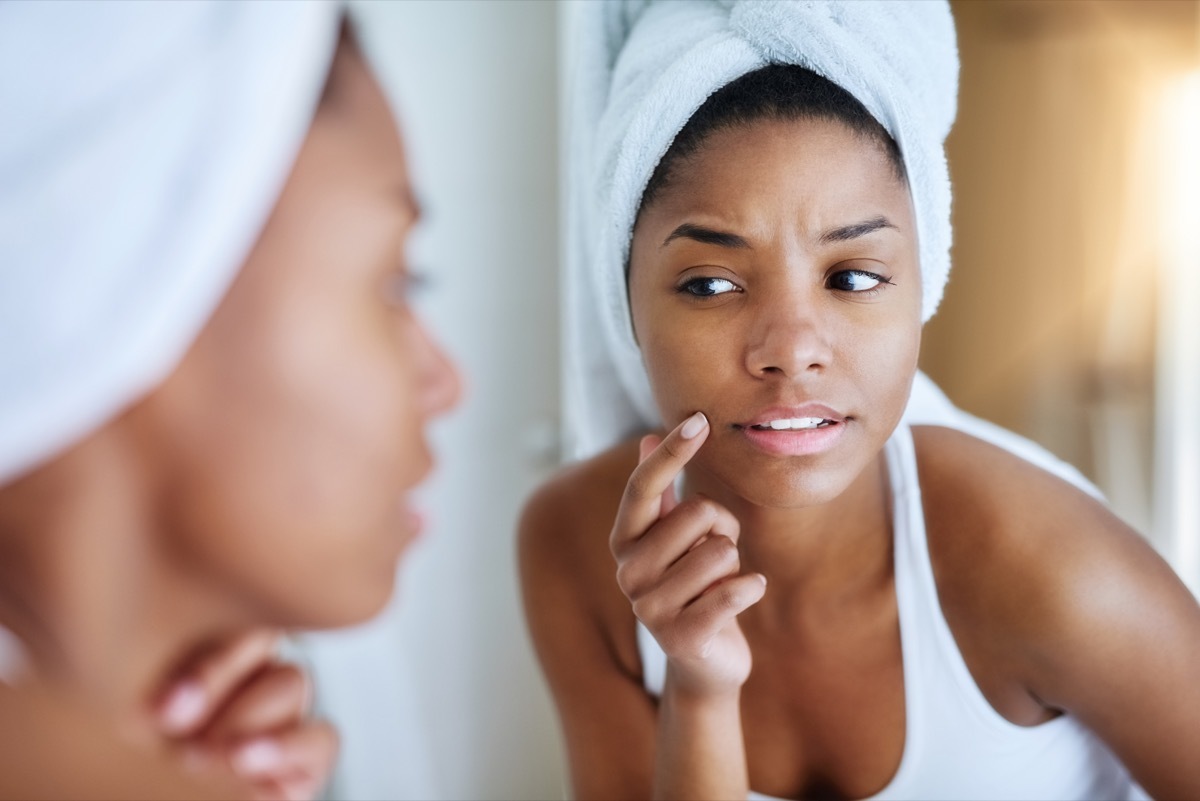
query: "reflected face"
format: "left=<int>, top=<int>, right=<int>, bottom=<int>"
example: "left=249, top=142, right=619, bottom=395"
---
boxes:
left=137, top=34, right=461, bottom=628
left=629, top=117, right=921, bottom=507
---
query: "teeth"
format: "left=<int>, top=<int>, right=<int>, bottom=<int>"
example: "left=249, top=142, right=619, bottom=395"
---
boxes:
left=762, top=417, right=828, bottom=431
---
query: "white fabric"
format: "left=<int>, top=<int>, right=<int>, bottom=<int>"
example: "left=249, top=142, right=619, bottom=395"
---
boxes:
left=563, top=0, right=959, bottom=457
left=637, top=424, right=1142, bottom=801
left=0, top=0, right=342, bottom=485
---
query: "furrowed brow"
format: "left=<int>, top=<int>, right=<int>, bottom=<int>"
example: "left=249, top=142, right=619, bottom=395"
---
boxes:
left=818, top=215, right=896, bottom=245
left=661, top=223, right=751, bottom=250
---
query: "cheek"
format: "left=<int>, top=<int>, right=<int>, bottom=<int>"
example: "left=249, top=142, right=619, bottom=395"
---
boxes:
left=239, top=302, right=420, bottom=516
left=844, top=312, right=921, bottom=417
left=156, top=297, right=429, bottom=626
left=638, top=308, right=741, bottom=424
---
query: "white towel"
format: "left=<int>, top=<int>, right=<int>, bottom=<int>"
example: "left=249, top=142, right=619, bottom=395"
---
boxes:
left=562, top=0, right=1100, bottom=497
left=0, top=0, right=341, bottom=485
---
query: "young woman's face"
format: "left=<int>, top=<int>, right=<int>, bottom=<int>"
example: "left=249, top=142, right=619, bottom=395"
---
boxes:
left=133, top=35, right=461, bottom=628
left=629, top=117, right=921, bottom=508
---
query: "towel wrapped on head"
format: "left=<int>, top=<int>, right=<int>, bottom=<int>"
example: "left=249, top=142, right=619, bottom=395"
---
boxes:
left=0, top=1, right=341, bottom=485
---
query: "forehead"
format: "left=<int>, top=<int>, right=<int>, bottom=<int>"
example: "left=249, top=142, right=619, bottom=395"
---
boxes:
left=646, top=117, right=911, bottom=233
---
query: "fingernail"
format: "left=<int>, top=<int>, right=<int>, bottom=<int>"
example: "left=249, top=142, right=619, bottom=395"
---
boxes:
left=160, top=681, right=206, bottom=733
left=681, top=412, right=708, bottom=440
left=757, top=573, right=768, bottom=587
left=232, top=738, right=285, bottom=777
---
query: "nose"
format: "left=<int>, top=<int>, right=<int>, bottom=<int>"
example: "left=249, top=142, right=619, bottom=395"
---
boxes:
left=744, top=298, right=833, bottom=379
left=411, top=315, right=463, bottom=419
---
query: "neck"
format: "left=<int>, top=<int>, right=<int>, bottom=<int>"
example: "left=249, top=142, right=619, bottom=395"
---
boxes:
left=0, top=427, right=249, bottom=739
left=684, top=450, right=893, bottom=627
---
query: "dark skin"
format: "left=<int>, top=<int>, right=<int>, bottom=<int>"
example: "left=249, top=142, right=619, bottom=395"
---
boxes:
left=520, top=117, right=1200, bottom=799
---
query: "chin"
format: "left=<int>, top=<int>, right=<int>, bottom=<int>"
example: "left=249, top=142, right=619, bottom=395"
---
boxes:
left=726, top=470, right=853, bottom=509
left=293, top=571, right=400, bottom=630
left=699, top=448, right=866, bottom=509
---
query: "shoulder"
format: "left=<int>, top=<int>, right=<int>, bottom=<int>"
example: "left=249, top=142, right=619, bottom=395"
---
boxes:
left=911, top=424, right=1197, bottom=711
left=518, top=436, right=646, bottom=676
left=911, top=423, right=1121, bottom=559
left=518, top=437, right=641, bottom=579
left=911, top=423, right=1153, bottom=598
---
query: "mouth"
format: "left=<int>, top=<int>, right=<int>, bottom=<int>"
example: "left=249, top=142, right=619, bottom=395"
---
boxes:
left=731, top=406, right=850, bottom=457
left=396, top=496, right=427, bottom=547
left=744, top=417, right=838, bottom=431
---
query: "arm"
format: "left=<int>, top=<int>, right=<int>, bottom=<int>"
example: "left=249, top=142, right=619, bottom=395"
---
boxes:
left=917, top=425, right=1200, bottom=799
left=1024, top=507, right=1200, bottom=799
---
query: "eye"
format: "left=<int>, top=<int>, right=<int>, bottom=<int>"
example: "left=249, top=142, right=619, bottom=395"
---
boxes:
left=678, top=276, right=740, bottom=297
left=827, top=269, right=892, bottom=293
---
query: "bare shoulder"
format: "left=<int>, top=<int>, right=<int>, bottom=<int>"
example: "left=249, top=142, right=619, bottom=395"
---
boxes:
left=518, top=436, right=646, bottom=676
left=519, top=437, right=640, bottom=589
left=911, top=424, right=1159, bottom=592
left=911, top=424, right=1198, bottom=713
left=911, top=423, right=1134, bottom=561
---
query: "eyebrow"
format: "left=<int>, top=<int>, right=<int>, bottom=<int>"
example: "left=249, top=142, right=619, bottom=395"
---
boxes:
left=660, top=215, right=897, bottom=250
left=817, top=215, right=896, bottom=244
left=660, top=223, right=750, bottom=250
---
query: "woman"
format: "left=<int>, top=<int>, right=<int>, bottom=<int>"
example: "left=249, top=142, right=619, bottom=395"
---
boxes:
left=0, top=4, right=458, bottom=798
left=521, top=2, right=1200, bottom=799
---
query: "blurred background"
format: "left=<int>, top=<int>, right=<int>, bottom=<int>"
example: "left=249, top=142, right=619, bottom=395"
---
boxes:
left=295, top=1, right=1200, bottom=799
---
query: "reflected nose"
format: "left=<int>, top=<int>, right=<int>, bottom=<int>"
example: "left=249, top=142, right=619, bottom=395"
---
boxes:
left=745, top=301, right=833, bottom=379
left=411, top=315, right=463, bottom=419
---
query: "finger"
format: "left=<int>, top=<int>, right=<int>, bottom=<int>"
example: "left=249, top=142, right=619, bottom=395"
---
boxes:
left=680, top=572, right=768, bottom=635
left=615, top=497, right=739, bottom=595
left=228, top=722, right=338, bottom=793
left=646, top=535, right=743, bottom=613
left=613, top=412, right=709, bottom=550
left=637, top=434, right=683, bottom=517
left=158, top=630, right=282, bottom=736
left=202, top=663, right=311, bottom=743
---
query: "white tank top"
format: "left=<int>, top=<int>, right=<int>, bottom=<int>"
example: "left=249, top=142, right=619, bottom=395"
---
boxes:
left=636, top=424, right=1145, bottom=801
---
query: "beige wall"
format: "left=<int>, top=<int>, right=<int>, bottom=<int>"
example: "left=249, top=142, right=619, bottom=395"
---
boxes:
left=921, top=0, right=1199, bottom=535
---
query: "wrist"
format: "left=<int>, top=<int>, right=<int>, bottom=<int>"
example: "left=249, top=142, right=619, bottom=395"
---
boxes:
left=663, top=663, right=744, bottom=707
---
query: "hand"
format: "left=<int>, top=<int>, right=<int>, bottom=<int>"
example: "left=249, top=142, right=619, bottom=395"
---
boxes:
left=154, top=630, right=338, bottom=801
left=610, top=412, right=767, bottom=697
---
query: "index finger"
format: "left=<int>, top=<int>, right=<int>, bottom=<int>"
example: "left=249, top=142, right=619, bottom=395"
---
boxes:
left=156, top=630, right=282, bottom=737
left=612, top=412, right=709, bottom=549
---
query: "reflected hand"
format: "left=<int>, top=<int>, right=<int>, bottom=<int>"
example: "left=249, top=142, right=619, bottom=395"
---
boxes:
left=610, top=413, right=767, bottom=697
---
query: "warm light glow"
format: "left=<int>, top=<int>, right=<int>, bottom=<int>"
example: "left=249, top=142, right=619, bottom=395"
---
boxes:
left=1157, top=71, right=1200, bottom=592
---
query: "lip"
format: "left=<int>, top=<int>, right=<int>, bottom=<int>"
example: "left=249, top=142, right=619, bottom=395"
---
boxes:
left=397, top=498, right=426, bottom=546
left=733, top=403, right=849, bottom=457
left=736, top=404, right=847, bottom=429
